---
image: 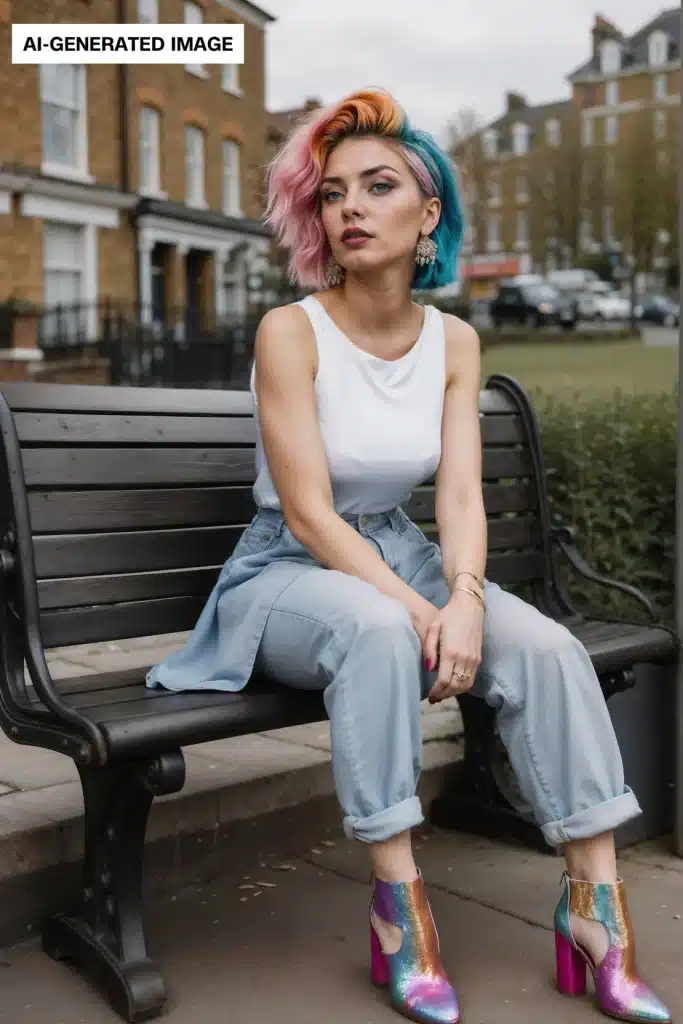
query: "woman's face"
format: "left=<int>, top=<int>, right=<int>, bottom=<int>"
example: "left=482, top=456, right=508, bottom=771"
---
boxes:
left=319, top=135, right=441, bottom=279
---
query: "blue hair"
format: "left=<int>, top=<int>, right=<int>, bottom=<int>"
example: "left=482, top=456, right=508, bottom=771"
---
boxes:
left=398, top=124, right=465, bottom=290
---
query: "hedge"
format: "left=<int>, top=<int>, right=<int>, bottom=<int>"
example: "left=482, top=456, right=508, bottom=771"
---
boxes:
left=535, top=389, right=676, bottom=624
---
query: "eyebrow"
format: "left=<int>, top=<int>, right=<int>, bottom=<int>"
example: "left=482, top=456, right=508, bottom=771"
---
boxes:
left=320, top=164, right=401, bottom=186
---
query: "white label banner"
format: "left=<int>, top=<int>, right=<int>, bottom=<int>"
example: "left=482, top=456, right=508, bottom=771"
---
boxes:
left=12, top=23, right=245, bottom=64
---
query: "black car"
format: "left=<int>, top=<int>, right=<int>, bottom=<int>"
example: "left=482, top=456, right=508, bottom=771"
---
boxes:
left=634, top=295, right=679, bottom=327
left=490, top=281, right=577, bottom=330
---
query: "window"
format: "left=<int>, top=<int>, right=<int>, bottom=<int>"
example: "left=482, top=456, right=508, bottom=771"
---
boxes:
left=648, top=31, right=669, bottom=67
left=654, top=109, right=667, bottom=140
left=222, top=139, right=241, bottom=215
left=43, top=222, right=87, bottom=342
left=482, top=130, right=497, bottom=159
left=512, top=122, right=529, bottom=156
left=653, top=73, right=668, bottom=100
left=580, top=215, right=593, bottom=251
left=487, top=173, right=501, bottom=206
left=603, top=206, right=615, bottom=245
left=40, top=65, right=87, bottom=175
left=605, top=80, right=619, bottom=107
left=545, top=119, right=560, bottom=147
left=515, top=210, right=529, bottom=248
left=139, top=106, right=161, bottom=195
left=516, top=173, right=528, bottom=203
left=222, top=63, right=241, bottom=95
left=581, top=115, right=594, bottom=146
left=184, top=125, right=205, bottom=206
left=600, top=39, right=621, bottom=74
left=605, top=115, right=618, bottom=144
left=184, top=2, right=207, bottom=78
left=486, top=213, right=501, bottom=250
left=137, top=0, right=158, bottom=22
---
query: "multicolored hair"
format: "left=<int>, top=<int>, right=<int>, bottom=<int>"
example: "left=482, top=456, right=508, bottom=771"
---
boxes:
left=264, top=88, right=465, bottom=291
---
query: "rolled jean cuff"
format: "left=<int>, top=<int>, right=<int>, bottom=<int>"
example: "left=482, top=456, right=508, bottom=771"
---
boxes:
left=343, top=796, right=424, bottom=844
left=541, top=788, right=642, bottom=847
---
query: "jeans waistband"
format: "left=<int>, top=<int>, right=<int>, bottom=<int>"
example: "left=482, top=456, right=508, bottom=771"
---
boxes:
left=252, top=505, right=406, bottom=535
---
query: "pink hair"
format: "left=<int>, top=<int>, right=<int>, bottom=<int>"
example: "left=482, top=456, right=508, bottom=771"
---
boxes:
left=264, top=89, right=438, bottom=289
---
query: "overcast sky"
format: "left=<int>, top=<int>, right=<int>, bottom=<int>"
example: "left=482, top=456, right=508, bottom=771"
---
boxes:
left=262, top=0, right=664, bottom=144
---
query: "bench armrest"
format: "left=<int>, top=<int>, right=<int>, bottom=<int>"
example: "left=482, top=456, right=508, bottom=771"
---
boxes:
left=550, top=524, right=659, bottom=624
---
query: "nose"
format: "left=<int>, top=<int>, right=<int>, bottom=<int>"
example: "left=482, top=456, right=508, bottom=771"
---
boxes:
left=340, top=184, right=366, bottom=220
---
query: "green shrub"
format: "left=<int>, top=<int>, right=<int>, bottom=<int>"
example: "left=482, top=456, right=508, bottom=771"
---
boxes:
left=535, top=389, right=677, bottom=624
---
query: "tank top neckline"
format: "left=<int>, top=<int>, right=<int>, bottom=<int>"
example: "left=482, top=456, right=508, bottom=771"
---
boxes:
left=303, top=294, right=432, bottom=368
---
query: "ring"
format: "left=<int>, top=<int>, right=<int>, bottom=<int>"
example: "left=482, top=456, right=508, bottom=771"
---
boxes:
left=452, top=669, right=468, bottom=681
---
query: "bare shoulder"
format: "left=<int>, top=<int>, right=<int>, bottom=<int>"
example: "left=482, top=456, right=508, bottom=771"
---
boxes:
left=441, top=313, right=481, bottom=384
left=255, top=301, right=317, bottom=377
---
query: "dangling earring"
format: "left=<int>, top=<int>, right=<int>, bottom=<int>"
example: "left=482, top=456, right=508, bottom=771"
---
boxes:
left=415, top=235, right=437, bottom=266
left=327, top=257, right=345, bottom=287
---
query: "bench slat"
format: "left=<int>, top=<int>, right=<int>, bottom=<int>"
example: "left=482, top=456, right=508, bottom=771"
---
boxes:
left=479, top=414, right=526, bottom=445
left=22, top=445, right=531, bottom=489
left=34, top=525, right=239, bottom=578
left=404, top=481, right=537, bottom=522
left=14, top=412, right=258, bottom=446
left=28, top=486, right=257, bottom=533
left=41, top=595, right=206, bottom=648
left=39, top=567, right=220, bottom=610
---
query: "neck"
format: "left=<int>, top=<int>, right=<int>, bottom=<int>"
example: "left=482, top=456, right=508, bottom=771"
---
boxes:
left=335, top=265, right=416, bottom=333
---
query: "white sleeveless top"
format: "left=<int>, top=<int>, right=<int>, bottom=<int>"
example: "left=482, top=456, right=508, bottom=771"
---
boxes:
left=250, top=295, right=447, bottom=515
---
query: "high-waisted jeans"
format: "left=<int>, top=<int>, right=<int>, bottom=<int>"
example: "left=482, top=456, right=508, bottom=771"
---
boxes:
left=247, top=506, right=640, bottom=848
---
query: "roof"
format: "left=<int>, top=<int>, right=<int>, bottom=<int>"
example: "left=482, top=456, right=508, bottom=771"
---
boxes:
left=568, top=7, right=680, bottom=80
left=267, top=99, right=323, bottom=142
left=486, top=98, right=572, bottom=134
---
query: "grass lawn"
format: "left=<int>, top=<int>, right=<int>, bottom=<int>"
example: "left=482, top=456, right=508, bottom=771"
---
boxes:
left=480, top=339, right=679, bottom=397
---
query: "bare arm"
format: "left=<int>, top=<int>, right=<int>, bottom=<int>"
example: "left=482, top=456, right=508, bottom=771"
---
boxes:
left=253, top=305, right=433, bottom=623
left=435, top=316, right=487, bottom=598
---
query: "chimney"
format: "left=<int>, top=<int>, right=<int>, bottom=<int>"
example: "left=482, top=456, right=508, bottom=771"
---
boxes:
left=506, top=91, right=527, bottom=114
left=592, top=14, right=621, bottom=58
left=304, top=98, right=323, bottom=112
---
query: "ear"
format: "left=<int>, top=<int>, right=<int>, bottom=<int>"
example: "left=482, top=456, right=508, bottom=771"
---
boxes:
left=422, top=196, right=441, bottom=236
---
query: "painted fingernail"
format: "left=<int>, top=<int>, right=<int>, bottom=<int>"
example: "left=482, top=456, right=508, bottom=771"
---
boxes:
left=424, top=658, right=433, bottom=671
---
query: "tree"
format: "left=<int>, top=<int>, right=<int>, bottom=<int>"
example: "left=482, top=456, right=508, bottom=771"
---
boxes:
left=446, top=108, right=488, bottom=260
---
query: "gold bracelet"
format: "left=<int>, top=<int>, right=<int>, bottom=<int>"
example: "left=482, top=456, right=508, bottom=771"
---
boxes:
left=453, top=585, right=486, bottom=610
left=454, top=570, right=485, bottom=590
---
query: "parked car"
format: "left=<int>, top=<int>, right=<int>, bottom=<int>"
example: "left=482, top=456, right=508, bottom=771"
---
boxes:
left=634, top=294, right=679, bottom=327
left=490, top=280, right=577, bottom=330
left=592, top=292, right=632, bottom=321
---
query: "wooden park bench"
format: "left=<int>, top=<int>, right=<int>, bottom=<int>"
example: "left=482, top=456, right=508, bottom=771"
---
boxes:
left=0, top=373, right=676, bottom=1022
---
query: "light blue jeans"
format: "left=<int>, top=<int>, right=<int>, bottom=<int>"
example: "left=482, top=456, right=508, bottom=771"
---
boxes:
left=249, top=506, right=641, bottom=848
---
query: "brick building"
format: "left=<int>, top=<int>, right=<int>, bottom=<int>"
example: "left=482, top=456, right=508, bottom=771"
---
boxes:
left=0, top=0, right=275, bottom=356
left=457, top=8, right=680, bottom=299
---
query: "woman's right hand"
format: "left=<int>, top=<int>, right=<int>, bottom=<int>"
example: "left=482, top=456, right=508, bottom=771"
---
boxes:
left=409, top=597, right=441, bottom=661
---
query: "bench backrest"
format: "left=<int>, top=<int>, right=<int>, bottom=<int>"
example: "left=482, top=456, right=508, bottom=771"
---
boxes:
left=0, top=375, right=554, bottom=651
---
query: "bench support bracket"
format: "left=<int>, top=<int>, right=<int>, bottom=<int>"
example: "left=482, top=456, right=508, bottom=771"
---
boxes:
left=42, top=751, right=186, bottom=1023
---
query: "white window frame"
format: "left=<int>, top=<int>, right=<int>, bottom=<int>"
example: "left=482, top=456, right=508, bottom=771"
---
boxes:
left=39, top=64, right=91, bottom=182
left=545, top=119, right=560, bottom=147
left=653, top=73, right=668, bottom=100
left=487, top=173, right=501, bottom=207
left=512, top=122, right=529, bottom=156
left=221, top=62, right=242, bottom=96
left=648, top=30, right=669, bottom=67
left=605, top=80, right=619, bottom=107
left=603, top=206, right=615, bottom=246
left=582, top=115, right=595, bottom=146
left=605, top=115, right=618, bottom=144
left=486, top=213, right=501, bottom=252
left=139, top=106, right=163, bottom=197
left=600, top=39, right=621, bottom=75
left=654, top=109, right=667, bottom=140
left=222, top=139, right=242, bottom=216
left=43, top=221, right=86, bottom=334
left=482, top=130, right=497, bottom=159
left=515, top=210, right=529, bottom=249
left=137, top=0, right=158, bottom=23
left=184, top=1, right=209, bottom=79
left=184, top=125, right=206, bottom=208
left=515, top=173, right=529, bottom=203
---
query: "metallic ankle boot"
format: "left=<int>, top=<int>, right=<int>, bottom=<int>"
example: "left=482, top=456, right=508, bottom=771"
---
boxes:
left=370, top=871, right=460, bottom=1024
left=554, top=873, right=671, bottom=1022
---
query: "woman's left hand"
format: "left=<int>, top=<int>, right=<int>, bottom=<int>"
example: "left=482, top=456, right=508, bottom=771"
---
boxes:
left=423, top=592, right=484, bottom=702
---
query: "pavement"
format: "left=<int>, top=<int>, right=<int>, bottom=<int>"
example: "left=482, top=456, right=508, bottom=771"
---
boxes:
left=0, top=635, right=680, bottom=1023
left=0, top=827, right=681, bottom=1023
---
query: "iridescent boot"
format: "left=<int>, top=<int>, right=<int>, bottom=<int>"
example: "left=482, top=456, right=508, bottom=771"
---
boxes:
left=554, top=873, right=671, bottom=1022
left=370, top=871, right=460, bottom=1024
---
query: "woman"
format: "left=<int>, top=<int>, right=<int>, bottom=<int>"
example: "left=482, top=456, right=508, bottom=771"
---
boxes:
left=147, top=89, right=670, bottom=1024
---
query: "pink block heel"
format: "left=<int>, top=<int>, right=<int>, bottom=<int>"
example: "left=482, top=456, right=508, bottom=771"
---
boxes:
left=370, top=924, right=390, bottom=987
left=555, top=930, right=587, bottom=997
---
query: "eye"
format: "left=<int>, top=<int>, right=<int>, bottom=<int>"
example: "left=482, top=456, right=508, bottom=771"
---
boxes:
left=321, top=189, right=343, bottom=202
left=370, top=181, right=394, bottom=194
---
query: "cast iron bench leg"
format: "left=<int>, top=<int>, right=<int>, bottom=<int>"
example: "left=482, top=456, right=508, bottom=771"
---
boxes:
left=42, top=751, right=186, bottom=1022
